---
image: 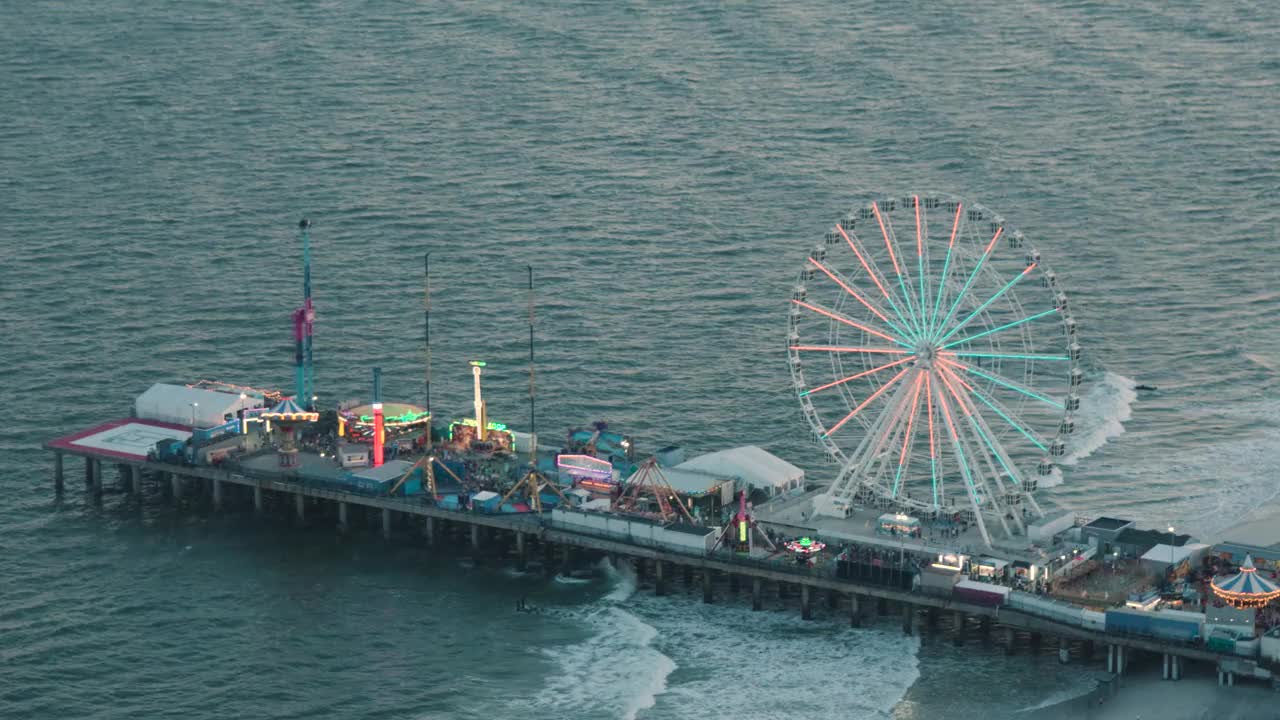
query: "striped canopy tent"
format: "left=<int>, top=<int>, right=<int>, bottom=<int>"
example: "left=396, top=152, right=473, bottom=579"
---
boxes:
left=1211, top=555, right=1280, bottom=609
left=260, top=397, right=319, bottom=423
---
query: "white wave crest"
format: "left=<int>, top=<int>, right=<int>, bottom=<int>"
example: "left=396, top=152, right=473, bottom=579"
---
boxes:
left=600, top=557, right=638, bottom=603
left=1060, top=371, right=1136, bottom=466
left=534, top=604, right=676, bottom=720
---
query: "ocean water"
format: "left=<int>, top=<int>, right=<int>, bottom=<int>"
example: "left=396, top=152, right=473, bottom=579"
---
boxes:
left=3, top=1, right=1279, bottom=718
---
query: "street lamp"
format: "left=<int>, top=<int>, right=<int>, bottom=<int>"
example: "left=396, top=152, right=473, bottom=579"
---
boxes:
left=190, top=402, right=198, bottom=428
left=1168, top=526, right=1176, bottom=571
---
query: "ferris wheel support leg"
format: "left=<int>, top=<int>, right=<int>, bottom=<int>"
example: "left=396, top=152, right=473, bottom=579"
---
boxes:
left=1025, top=494, right=1045, bottom=518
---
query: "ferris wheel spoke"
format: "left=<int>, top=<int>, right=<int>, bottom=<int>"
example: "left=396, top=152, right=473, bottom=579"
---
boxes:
left=931, top=226, right=1003, bottom=342
left=925, top=374, right=939, bottom=508
left=937, top=366, right=1020, bottom=487
left=928, top=202, right=964, bottom=335
left=799, top=355, right=916, bottom=397
left=939, top=357, right=1065, bottom=409
left=834, top=224, right=917, bottom=341
left=808, top=257, right=913, bottom=340
left=941, top=351, right=1070, bottom=362
left=790, top=345, right=911, bottom=355
left=915, top=196, right=930, bottom=332
left=871, top=201, right=923, bottom=337
left=821, top=366, right=912, bottom=438
left=892, top=372, right=927, bottom=498
left=940, top=307, right=1059, bottom=350
left=791, top=299, right=912, bottom=348
left=936, top=263, right=1038, bottom=344
left=934, top=379, right=989, bottom=540
left=939, top=362, right=1049, bottom=452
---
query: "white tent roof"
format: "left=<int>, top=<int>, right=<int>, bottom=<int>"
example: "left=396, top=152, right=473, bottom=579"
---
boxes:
left=135, top=383, right=263, bottom=428
left=675, top=446, right=804, bottom=490
left=626, top=466, right=728, bottom=496
left=1141, top=543, right=1209, bottom=566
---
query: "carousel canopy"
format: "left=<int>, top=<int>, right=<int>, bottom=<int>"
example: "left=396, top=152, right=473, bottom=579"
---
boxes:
left=1211, top=555, right=1280, bottom=608
left=261, top=397, right=319, bottom=422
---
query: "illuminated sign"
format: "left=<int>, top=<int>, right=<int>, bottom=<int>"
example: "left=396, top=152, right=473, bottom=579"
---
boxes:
left=557, top=454, right=613, bottom=481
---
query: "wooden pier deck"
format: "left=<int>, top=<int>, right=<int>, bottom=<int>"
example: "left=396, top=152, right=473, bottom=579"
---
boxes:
left=46, top=440, right=1264, bottom=686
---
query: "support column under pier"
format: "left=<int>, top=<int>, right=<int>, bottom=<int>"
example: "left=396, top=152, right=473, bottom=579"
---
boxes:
left=849, top=594, right=861, bottom=627
left=338, top=502, right=349, bottom=532
left=425, top=516, right=435, bottom=545
left=54, top=452, right=64, bottom=494
left=751, top=577, right=763, bottom=611
left=254, top=485, right=264, bottom=515
left=1005, top=627, right=1017, bottom=656
left=294, top=493, right=304, bottom=522
left=953, top=612, right=966, bottom=646
left=515, top=532, right=527, bottom=571
left=382, top=508, right=392, bottom=540
left=171, top=474, right=183, bottom=503
left=655, top=561, right=667, bottom=596
left=800, top=585, right=812, bottom=621
left=85, top=457, right=93, bottom=487
left=471, top=524, right=481, bottom=551
left=702, top=570, right=713, bottom=604
left=901, top=604, right=914, bottom=636
left=683, top=565, right=692, bottom=588
left=213, top=478, right=223, bottom=511
left=1058, top=637, right=1070, bottom=664
left=728, top=574, right=739, bottom=594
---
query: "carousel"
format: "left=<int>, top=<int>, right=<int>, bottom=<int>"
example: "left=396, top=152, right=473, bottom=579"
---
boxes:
left=1211, top=555, right=1280, bottom=609
left=260, top=397, right=319, bottom=468
left=784, top=537, right=826, bottom=566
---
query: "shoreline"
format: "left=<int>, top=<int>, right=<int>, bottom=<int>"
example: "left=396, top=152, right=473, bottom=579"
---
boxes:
left=1026, top=666, right=1276, bottom=720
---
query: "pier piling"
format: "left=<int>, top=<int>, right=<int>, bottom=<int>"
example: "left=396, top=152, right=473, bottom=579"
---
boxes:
left=655, top=561, right=667, bottom=596
left=338, top=501, right=349, bottom=532
left=54, top=452, right=64, bottom=494
left=84, top=458, right=93, bottom=488
left=953, top=612, right=966, bottom=645
left=294, top=493, right=304, bottom=521
left=1058, top=637, right=1070, bottom=664
left=728, top=573, right=739, bottom=594
left=1005, top=627, right=1017, bottom=656
left=170, top=474, right=183, bottom=503
left=253, top=485, right=264, bottom=515
left=800, top=585, right=812, bottom=620
left=702, top=570, right=713, bottom=604
left=849, top=594, right=861, bottom=627
left=751, top=577, right=763, bottom=611
left=901, top=604, right=914, bottom=636
left=470, top=524, right=481, bottom=551
left=515, top=532, right=527, bottom=571
left=381, top=508, right=392, bottom=540
left=212, top=478, right=223, bottom=511
left=425, top=516, right=435, bottom=545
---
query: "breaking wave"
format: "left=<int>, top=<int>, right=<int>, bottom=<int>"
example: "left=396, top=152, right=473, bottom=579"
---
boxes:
left=1060, top=371, right=1136, bottom=467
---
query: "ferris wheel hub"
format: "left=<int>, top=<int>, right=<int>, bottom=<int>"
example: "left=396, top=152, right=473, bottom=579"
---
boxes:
left=913, top=343, right=937, bottom=368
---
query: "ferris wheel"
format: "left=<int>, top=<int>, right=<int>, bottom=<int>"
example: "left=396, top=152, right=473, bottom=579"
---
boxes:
left=787, top=195, right=1082, bottom=546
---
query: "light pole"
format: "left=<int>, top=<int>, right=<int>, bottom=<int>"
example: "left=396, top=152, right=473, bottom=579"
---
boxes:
left=190, top=402, right=198, bottom=428
left=1168, top=526, right=1176, bottom=575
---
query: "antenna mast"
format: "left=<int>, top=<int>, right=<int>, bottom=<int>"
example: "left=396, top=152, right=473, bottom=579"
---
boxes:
left=424, top=253, right=432, bottom=447
left=527, top=265, right=536, bottom=462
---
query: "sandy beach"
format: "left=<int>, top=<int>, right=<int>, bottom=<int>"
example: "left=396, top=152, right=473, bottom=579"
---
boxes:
left=1029, top=666, right=1277, bottom=720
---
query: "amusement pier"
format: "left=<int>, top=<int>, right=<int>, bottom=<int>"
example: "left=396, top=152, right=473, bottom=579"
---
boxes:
left=45, top=208, right=1280, bottom=700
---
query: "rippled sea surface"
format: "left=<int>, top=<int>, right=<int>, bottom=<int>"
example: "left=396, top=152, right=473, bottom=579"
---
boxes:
left=3, top=2, right=1278, bottom=718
